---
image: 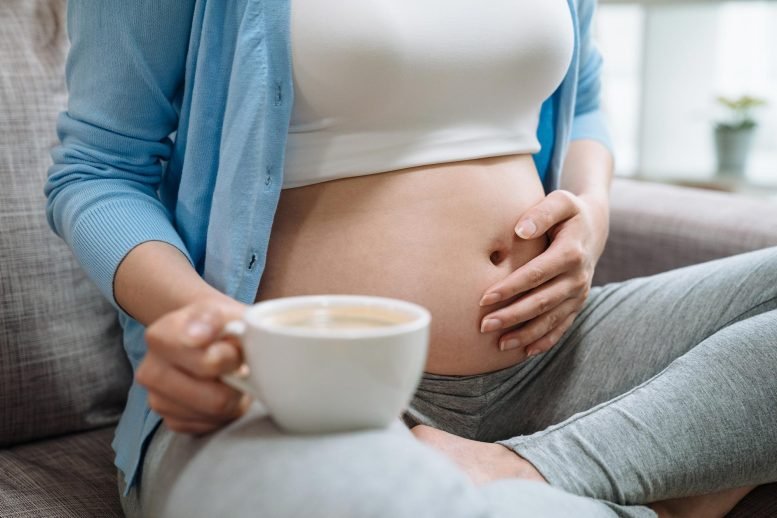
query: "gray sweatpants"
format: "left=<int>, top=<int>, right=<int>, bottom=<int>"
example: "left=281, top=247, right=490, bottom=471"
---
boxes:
left=119, top=247, right=777, bottom=518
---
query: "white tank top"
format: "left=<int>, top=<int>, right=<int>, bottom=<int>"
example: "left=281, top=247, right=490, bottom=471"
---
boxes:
left=282, top=1, right=574, bottom=189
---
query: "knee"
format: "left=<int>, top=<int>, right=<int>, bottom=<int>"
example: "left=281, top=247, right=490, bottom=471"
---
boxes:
left=159, top=415, right=487, bottom=518
left=711, top=247, right=777, bottom=314
left=744, top=246, right=777, bottom=282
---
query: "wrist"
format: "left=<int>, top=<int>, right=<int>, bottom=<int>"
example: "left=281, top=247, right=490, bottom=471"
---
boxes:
left=577, top=191, right=611, bottom=258
left=194, top=288, right=247, bottom=313
left=576, top=188, right=609, bottom=213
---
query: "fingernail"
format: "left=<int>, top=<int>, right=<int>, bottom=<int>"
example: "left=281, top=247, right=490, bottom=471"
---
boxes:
left=501, top=339, right=521, bottom=351
left=527, top=348, right=541, bottom=358
left=479, top=293, right=501, bottom=306
left=515, top=219, right=537, bottom=239
left=481, top=318, right=503, bottom=333
left=186, top=320, right=213, bottom=340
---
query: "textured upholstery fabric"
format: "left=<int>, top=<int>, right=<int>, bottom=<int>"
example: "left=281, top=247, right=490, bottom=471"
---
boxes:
left=0, top=426, right=123, bottom=517
left=0, top=0, right=132, bottom=446
left=595, top=178, right=777, bottom=286
left=0, top=1, right=773, bottom=516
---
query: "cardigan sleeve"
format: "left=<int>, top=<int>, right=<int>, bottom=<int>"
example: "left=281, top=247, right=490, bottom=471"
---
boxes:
left=570, top=0, right=614, bottom=154
left=44, top=1, right=196, bottom=312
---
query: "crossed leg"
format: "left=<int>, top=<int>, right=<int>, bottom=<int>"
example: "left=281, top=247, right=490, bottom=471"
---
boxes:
left=121, top=406, right=660, bottom=518
left=480, top=247, right=777, bottom=512
left=405, top=247, right=777, bottom=516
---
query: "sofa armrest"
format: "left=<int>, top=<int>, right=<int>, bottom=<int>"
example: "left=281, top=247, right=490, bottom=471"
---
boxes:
left=593, top=178, right=777, bottom=286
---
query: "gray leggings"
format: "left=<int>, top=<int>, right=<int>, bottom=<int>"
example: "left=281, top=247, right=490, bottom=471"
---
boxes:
left=119, top=247, right=777, bottom=518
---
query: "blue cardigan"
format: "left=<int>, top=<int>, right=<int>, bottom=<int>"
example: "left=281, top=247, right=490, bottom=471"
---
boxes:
left=44, top=0, right=612, bottom=495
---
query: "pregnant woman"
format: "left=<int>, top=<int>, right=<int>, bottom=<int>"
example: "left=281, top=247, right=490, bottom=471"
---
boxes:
left=45, top=1, right=776, bottom=517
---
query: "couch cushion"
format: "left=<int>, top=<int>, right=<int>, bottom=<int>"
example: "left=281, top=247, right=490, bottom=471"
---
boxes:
left=595, top=178, right=777, bottom=285
left=0, top=0, right=132, bottom=446
left=0, top=426, right=123, bottom=517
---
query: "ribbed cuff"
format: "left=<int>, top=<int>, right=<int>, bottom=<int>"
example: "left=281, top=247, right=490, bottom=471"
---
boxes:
left=496, top=430, right=659, bottom=517
left=69, top=197, right=194, bottom=312
left=495, top=397, right=661, bottom=508
left=496, top=432, right=587, bottom=496
left=494, top=401, right=629, bottom=503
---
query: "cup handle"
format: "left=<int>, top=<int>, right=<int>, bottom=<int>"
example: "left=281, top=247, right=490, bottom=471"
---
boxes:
left=218, top=320, right=269, bottom=415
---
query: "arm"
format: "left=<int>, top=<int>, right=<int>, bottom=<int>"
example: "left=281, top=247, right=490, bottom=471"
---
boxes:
left=43, top=0, right=207, bottom=324
left=114, top=241, right=235, bottom=326
left=559, top=139, right=614, bottom=267
left=477, top=0, right=615, bottom=356
left=44, top=1, right=248, bottom=434
left=562, top=0, right=615, bottom=262
left=569, top=0, right=614, bottom=154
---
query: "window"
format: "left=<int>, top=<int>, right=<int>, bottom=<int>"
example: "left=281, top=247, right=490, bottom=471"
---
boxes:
left=596, top=1, right=777, bottom=186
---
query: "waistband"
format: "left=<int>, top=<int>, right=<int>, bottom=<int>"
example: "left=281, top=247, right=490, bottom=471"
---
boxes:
left=418, top=357, right=536, bottom=397
left=404, top=358, right=539, bottom=438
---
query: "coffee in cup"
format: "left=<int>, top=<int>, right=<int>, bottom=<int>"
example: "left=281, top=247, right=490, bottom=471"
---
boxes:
left=258, top=304, right=417, bottom=330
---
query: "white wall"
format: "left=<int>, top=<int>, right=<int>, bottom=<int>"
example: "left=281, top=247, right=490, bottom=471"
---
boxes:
left=597, top=1, right=777, bottom=184
left=639, top=4, right=720, bottom=179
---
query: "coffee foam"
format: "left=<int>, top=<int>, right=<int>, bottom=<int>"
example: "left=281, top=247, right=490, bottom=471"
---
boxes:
left=260, top=305, right=416, bottom=330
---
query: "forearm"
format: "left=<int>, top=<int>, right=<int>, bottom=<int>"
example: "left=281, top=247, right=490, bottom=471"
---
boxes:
left=560, top=139, right=614, bottom=202
left=559, top=139, right=614, bottom=258
left=114, top=240, right=235, bottom=326
left=45, top=1, right=205, bottom=326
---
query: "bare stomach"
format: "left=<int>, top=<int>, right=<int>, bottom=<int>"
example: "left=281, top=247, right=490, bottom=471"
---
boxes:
left=255, top=154, right=549, bottom=375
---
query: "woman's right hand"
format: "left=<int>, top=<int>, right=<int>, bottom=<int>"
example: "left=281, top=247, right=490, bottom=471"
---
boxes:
left=135, top=298, right=251, bottom=435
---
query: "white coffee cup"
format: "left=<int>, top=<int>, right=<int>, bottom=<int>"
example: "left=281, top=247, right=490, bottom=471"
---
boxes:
left=219, top=294, right=431, bottom=434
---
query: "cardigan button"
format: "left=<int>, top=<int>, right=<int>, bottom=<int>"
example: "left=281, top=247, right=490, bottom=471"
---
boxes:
left=274, top=81, right=283, bottom=106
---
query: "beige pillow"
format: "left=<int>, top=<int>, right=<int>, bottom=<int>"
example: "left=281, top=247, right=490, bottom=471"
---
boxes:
left=0, top=0, right=132, bottom=446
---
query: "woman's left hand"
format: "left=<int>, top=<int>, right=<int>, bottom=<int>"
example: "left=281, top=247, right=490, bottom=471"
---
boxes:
left=479, top=189, right=609, bottom=357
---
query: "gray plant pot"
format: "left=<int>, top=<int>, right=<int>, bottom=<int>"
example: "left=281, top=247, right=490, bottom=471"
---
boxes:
left=714, top=125, right=756, bottom=177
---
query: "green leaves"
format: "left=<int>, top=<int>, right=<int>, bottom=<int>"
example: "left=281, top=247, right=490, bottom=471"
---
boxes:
left=715, top=95, right=768, bottom=130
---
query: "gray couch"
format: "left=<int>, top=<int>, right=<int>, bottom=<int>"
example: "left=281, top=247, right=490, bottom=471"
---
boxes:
left=1, top=1, right=775, bottom=516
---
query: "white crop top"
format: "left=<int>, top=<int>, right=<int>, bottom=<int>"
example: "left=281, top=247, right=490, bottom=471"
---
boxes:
left=281, top=1, right=574, bottom=189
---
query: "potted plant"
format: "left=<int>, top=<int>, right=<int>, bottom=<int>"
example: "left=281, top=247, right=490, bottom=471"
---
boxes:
left=714, top=94, right=767, bottom=176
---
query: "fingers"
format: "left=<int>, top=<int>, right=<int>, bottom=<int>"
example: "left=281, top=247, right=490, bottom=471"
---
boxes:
left=163, top=303, right=225, bottom=348
left=148, top=387, right=226, bottom=422
left=136, top=355, right=245, bottom=421
left=480, top=237, right=586, bottom=307
left=144, top=300, right=243, bottom=351
left=136, top=299, right=251, bottom=436
left=497, top=297, right=582, bottom=352
left=155, top=338, right=243, bottom=380
left=481, top=273, right=581, bottom=333
left=514, top=190, right=580, bottom=240
left=524, top=311, right=578, bottom=357
left=146, top=381, right=246, bottom=421
left=163, top=416, right=223, bottom=436
left=144, top=299, right=245, bottom=387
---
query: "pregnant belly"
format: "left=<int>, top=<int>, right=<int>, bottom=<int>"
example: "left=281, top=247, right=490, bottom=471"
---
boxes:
left=255, top=154, right=549, bottom=375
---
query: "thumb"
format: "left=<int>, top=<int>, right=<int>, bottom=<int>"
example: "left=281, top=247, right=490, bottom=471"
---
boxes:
left=514, top=190, right=578, bottom=240
left=182, top=307, right=224, bottom=348
left=182, top=299, right=245, bottom=348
